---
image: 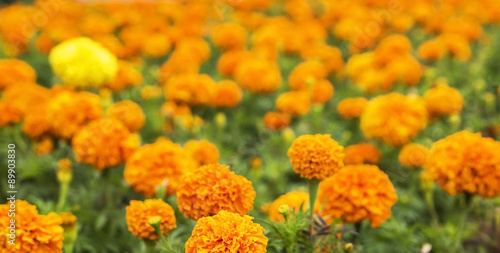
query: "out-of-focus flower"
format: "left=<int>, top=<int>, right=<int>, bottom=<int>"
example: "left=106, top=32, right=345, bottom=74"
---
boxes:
left=263, top=111, right=291, bottom=130
left=399, top=143, right=429, bottom=168
left=235, top=58, right=282, bottom=94
left=276, top=91, right=311, bottom=116
left=288, top=134, right=345, bottom=180
left=211, top=22, right=248, bottom=51
left=185, top=211, right=267, bottom=253
left=344, top=143, right=381, bottom=165
left=141, top=33, right=171, bottom=58
left=0, top=5, right=36, bottom=56
left=316, top=165, right=398, bottom=228
left=106, top=61, right=143, bottom=92
left=141, top=85, right=163, bottom=100
left=211, top=80, right=242, bottom=108
left=164, top=73, right=215, bottom=106
left=34, top=137, right=54, bottom=156
left=217, top=50, right=252, bottom=77
left=57, top=159, right=72, bottom=184
left=311, top=79, right=335, bottom=104
left=266, top=191, right=308, bottom=222
left=360, top=93, right=428, bottom=146
left=424, top=131, right=500, bottom=198
left=0, top=59, right=37, bottom=90
left=337, top=97, right=368, bottom=119
left=424, top=83, right=464, bottom=117
left=288, top=60, right=327, bottom=90
left=300, top=43, right=344, bottom=74
left=418, top=34, right=471, bottom=62
left=0, top=83, right=49, bottom=127
left=49, top=37, right=118, bottom=88
left=177, top=164, right=255, bottom=220
left=107, top=100, right=146, bottom=132
left=184, top=139, right=220, bottom=166
left=126, top=199, right=176, bottom=240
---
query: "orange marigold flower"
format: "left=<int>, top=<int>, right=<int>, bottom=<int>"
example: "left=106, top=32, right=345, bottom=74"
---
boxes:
left=0, top=101, right=23, bottom=127
left=423, top=131, right=500, bottom=198
left=311, top=79, right=335, bottom=104
left=211, top=80, right=243, bottom=108
left=300, top=44, right=344, bottom=74
left=267, top=191, right=308, bottom=222
left=276, top=91, right=311, bottom=116
left=185, top=211, right=268, bottom=253
left=235, top=58, right=282, bottom=94
left=417, top=39, right=445, bottom=61
left=124, top=138, right=198, bottom=197
left=374, top=34, right=412, bottom=64
left=360, top=93, right=428, bottom=146
left=0, top=59, right=36, bottom=90
left=263, top=111, right=291, bottom=130
left=288, top=60, right=327, bottom=90
left=22, top=105, right=51, bottom=139
left=141, top=33, right=171, bottom=58
left=424, top=83, right=464, bottom=116
left=344, top=143, right=381, bottom=165
left=177, top=164, right=256, bottom=220
left=316, top=165, right=398, bottom=228
left=217, top=49, right=252, bottom=77
left=164, top=73, right=215, bottom=106
left=107, top=100, right=146, bottom=132
left=34, top=137, right=54, bottom=156
left=0, top=5, right=36, bottom=56
left=211, top=22, right=248, bottom=51
left=106, top=61, right=143, bottom=92
left=184, top=139, right=220, bottom=166
left=0, top=200, right=63, bottom=252
left=176, top=37, right=211, bottom=64
left=336, top=97, right=368, bottom=119
left=125, top=199, right=176, bottom=240
left=59, top=212, right=77, bottom=226
left=288, top=134, right=345, bottom=180
left=72, top=118, right=139, bottom=170
left=398, top=143, right=429, bottom=168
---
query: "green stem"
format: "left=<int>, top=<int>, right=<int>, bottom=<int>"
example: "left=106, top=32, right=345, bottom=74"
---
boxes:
left=454, top=194, right=473, bottom=250
left=143, top=239, right=156, bottom=253
left=424, top=190, right=440, bottom=227
left=153, top=225, right=173, bottom=253
left=56, top=182, right=69, bottom=212
left=309, top=179, right=320, bottom=249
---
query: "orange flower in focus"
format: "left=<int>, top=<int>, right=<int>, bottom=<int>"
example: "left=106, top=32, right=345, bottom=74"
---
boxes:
left=211, top=22, right=248, bottom=51
left=311, top=79, right=335, bottom=104
left=399, top=143, right=429, bottom=168
left=264, top=111, right=291, bottom=130
left=211, top=80, right=242, bottom=108
left=177, top=164, right=256, bottom=220
left=126, top=199, right=176, bottom=240
left=217, top=50, right=252, bottom=77
left=165, top=73, right=215, bottom=106
left=0, top=200, right=63, bottom=253
left=276, top=91, right=311, bottom=116
left=316, top=165, right=397, bottom=228
left=185, top=211, right=267, bottom=253
left=0, top=59, right=37, bottom=90
left=267, top=191, right=308, bottom=222
left=344, top=143, right=381, bottom=165
left=424, top=83, right=464, bottom=117
left=337, top=97, right=368, bottom=119
left=106, top=61, right=143, bottom=92
left=124, top=138, right=198, bottom=197
left=107, top=100, right=146, bottom=132
left=288, top=134, right=345, bottom=180
left=235, top=58, right=282, bottom=94
left=184, top=139, right=220, bottom=166
left=288, top=60, right=327, bottom=90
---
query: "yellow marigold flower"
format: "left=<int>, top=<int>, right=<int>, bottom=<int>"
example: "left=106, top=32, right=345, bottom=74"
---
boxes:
left=423, top=131, right=500, bottom=198
left=360, top=93, right=428, bottom=146
left=107, top=100, right=146, bottom=132
left=106, top=61, right=143, bottom=92
left=263, top=111, right=291, bottom=130
left=0, top=59, right=36, bottom=90
left=0, top=200, right=63, bottom=252
left=125, top=199, right=176, bottom=240
left=276, top=91, right=311, bottom=116
left=288, top=134, right=345, bottom=180
left=316, top=165, right=398, bottom=228
left=34, top=137, right=54, bottom=156
left=399, top=143, right=429, bottom=168
left=72, top=118, right=139, bottom=171
left=336, top=97, right=368, bottom=119
left=424, top=83, right=464, bottom=116
left=211, top=80, right=243, bottom=108
left=217, top=49, right=252, bottom=77
left=184, top=139, right=220, bottom=166
left=288, top=60, right=327, bottom=90
left=164, top=73, right=215, bottom=106
left=124, top=138, right=198, bottom=197
left=185, top=210, right=268, bottom=253
left=311, top=79, right=335, bottom=104
left=344, top=143, right=381, bottom=165
left=267, top=191, right=308, bottom=222
left=211, top=22, right=248, bottom=51
left=49, top=37, right=118, bottom=88
left=235, top=58, right=282, bottom=94
left=177, top=164, right=256, bottom=220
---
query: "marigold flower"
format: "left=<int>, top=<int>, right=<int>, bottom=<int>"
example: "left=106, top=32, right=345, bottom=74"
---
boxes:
left=311, top=79, right=335, bottom=104
left=107, top=100, right=146, bottom=132
left=337, top=97, right=368, bottom=119
left=59, top=212, right=77, bottom=227
left=288, top=134, right=345, bottom=180
left=177, top=164, right=256, bottom=220
left=235, top=58, right=282, bottom=94
left=0, top=101, right=23, bottom=127
left=267, top=191, right=308, bottom=222
left=217, top=50, right=252, bottom=77
left=211, top=80, right=243, bottom=108
left=72, top=118, right=139, bottom=170
left=0, top=5, right=36, bottom=56
left=374, top=34, right=412, bottom=64
left=288, top=60, right=327, bottom=90
left=185, top=210, right=268, bottom=253
left=49, top=37, right=118, bottom=88
left=184, top=139, right=220, bottom=166
left=141, top=33, right=171, bottom=58
left=360, top=93, right=428, bottom=146
left=316, top=165, right=398, bottom=228
left=106, top=61, right=143, bottom=92
left=0, top=200, right=63, bottom=252
left=276, top=91, right=311, bottom=116
left=423, top=131, right=500, bottom=198
left=424, top=83, right=464, bottom=116
left=34, top=137, right=54, bottom=156
left=300, top=44, right=344, bottom=74
left=22, top=105, right=51, bottom=139
left=0, top=83, right=49, bottom=127
left=125, top=199, right=176, bottom=240
left=164, top=73, right=215, bottom=106
left=211, top=22, right=248, bottom=51
left=344, top=143, right=381, bottom=165
left=399, top=143, right=429, bottom=168
left=0, top=59, right=37, bottom=90
left=263, top=111, right=291, bottom=130
left=124, top=138, right=198, bottom=196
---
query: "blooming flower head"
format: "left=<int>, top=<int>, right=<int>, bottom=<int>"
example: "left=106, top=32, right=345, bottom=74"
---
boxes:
left=164, top=73, right=215, bottom=106
left=107, top=100, right=146, bottom=132
left=288, top=60, right=327, bottom=90
left=316, top=165, right=398, bottom=228
left=141, top=33, right=171, bottom=58
left=424, top=82, right=464, bottom=117
left=177, top=164, right=256, bottom=220
left=423, top=131, right=500, bottom=198
left=288, top=134, right=345, bottom=180
left=0, top=59, right=37, bottom=90
left=185, top=211, right=268, bottom=253
left=217, top=50, right=252, bottom=77
left=235, top=58, right=282, bottom=94
left=49, top=37, right=118, bottom=88
left=300, top=43, right=344, bottom=74
left=336, top=97, right=368, bottom=119
left=398, top=143, right=429, bottom=168
left=184, top=139, right=220, bottom=166
left=267, top=191, right=309, bottom=222
left=263, top=111, right=291, bottom=130
left=276, top=91, right=311, bottom=116
left=360, top=93, right=428, bottom=146
left=0, top=200, right=63, bottom=252
left=124, top=138, right=198, bottom=197
left=211, top=22, right=248, bottom=51
left=0, top=4, right=36, bottom=56
left=105, top=60, right=143, bottom=92
left=344, top=143, right=382, bottom=165
left=125, top=199, right=176, bottom=240
left=311, top=79, right=335, bottom=104
left=211, top=80, right=243, bottom=108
